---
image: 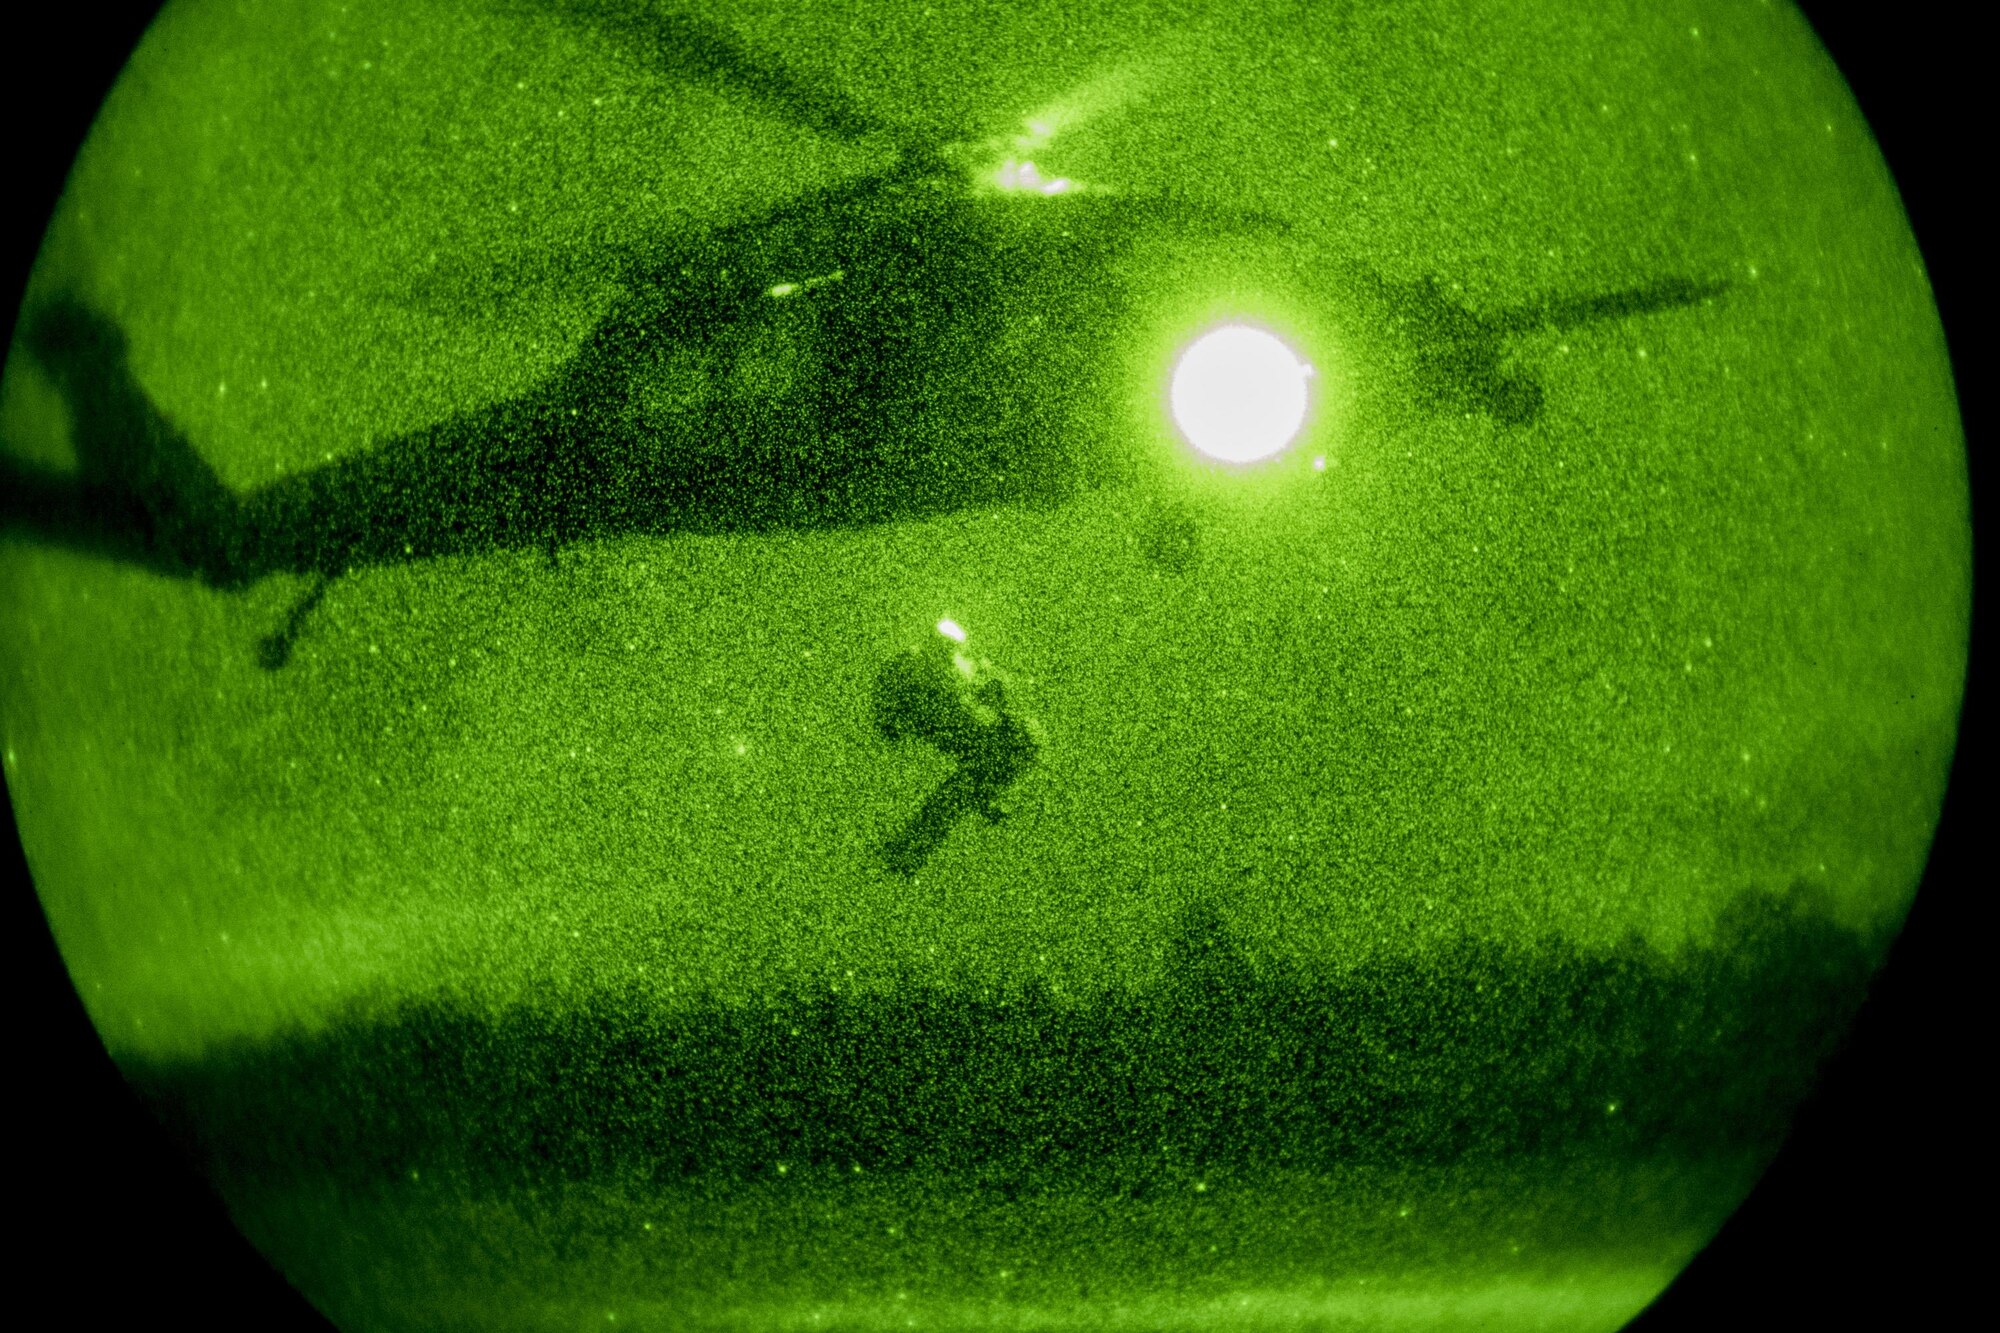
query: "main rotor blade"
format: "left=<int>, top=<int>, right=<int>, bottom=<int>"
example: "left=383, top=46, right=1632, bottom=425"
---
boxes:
left=534, top=0, right=915, bottom=148
left=1495, top=276, right=1730, bottom=335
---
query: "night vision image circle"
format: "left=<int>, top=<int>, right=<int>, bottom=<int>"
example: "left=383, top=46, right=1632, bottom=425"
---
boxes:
left=0, top=1, right=1969, bottom=1330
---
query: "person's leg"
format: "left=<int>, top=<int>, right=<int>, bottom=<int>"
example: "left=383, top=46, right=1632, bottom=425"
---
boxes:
left=880, top=768, right=980, bottom=876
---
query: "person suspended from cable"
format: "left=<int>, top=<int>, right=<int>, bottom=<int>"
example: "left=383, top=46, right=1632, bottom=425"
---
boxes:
left=872, top=618, right=1043, bottom=876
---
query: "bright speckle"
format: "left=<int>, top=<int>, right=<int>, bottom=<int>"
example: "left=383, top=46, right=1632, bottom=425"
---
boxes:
left=936, top=618, right=967, bottom=643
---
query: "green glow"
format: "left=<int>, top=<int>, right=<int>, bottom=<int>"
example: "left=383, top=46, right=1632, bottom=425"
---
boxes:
left=1170, top=323, right=1314, bottom=462
left=0, top=0, right=1968, bottom=1329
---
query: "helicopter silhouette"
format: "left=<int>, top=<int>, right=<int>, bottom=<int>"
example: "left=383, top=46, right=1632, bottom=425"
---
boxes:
left=1359, top=270, right=1730, bottom=426
left=1, top=2, right=1728, bottom=670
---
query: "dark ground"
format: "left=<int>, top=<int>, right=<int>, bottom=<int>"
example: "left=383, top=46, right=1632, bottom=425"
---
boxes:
left=4, top=3, right=1984, bottom=1329
left=98, top=896, right=1870, bottom=1329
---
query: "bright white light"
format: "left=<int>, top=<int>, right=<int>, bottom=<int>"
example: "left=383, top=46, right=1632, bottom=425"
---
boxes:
left=992, top=157, right=1075, bottom=195
left=936, top=618, right=968, bottom=642
left=1169, top=325, right=1313, bottom=463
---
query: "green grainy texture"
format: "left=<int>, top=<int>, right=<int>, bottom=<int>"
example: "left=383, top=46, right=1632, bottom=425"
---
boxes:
left=0, top=0, right=1968, bottom=1328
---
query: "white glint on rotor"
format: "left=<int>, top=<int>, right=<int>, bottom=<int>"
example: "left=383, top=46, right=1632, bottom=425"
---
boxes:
left=1170, top=324, right=1314, bottom=463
